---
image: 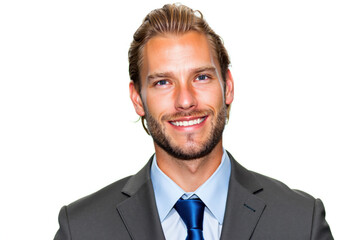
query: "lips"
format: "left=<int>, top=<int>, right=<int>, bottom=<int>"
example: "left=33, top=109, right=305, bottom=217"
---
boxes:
left=169, top=116, right=206, bottom=127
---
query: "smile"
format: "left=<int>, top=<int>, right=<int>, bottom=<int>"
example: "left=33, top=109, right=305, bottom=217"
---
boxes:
left=170, top=117, right=206, bottom=127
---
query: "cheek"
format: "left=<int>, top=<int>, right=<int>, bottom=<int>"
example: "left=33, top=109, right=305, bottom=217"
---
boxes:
left=145, top=92, right=173, bottom=119
left=196, top=86, right=225, bottom=109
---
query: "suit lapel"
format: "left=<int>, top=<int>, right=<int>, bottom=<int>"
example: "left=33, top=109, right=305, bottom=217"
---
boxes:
left=116, top=153, right=266, bottom=240
left=220, top=153, right=266, bottom=240
left=116, top=158, right=166, bottom=240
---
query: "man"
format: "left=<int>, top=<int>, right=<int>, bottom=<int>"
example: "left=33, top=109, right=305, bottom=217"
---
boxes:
left=54, top=4, right=333, bottom=240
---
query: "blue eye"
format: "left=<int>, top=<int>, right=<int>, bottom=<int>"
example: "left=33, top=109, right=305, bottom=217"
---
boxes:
left=156, top=80, right=169, bottom=86
left=196, top=75, right=209, bottom=81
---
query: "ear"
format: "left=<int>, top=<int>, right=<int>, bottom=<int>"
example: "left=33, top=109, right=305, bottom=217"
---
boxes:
left=225, top=69, right=234, bottom=105
left=129, top=81, right=145, bottom=117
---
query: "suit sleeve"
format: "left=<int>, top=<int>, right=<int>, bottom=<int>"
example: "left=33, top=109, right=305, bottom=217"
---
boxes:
left=310, top=199, right=334, bottom=240
left=54, top=206, right=72, bottom=240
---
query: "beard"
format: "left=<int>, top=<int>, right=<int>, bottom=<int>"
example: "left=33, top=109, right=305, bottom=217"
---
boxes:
left=144, top=105, right=227, bottom=160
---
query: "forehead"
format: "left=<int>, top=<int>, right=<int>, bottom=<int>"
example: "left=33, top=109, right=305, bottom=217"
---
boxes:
left=140, top=31, right=219, bottom=81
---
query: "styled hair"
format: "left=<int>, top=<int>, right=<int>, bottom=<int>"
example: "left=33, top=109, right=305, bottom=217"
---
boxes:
left=128, top=4, right=231, bottom=134
left=128, top=3, right=230, bottom=91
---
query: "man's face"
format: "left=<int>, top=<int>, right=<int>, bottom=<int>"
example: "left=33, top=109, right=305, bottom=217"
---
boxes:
left=130, top=31, right=234, bottom=160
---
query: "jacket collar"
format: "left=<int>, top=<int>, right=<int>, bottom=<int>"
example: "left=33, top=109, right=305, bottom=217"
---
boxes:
left=220, top=151, right=266, bottom=240
left=116, top=152, right=266, bottom=240
left=116, top=156, right=166, bottom=240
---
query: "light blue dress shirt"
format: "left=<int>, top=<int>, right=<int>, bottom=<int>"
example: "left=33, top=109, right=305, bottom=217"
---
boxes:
left=150, top=150, right=231, bottom=240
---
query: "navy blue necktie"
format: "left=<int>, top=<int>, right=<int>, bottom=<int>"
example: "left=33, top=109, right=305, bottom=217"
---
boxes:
left=174, top=198, right=205, bottom=240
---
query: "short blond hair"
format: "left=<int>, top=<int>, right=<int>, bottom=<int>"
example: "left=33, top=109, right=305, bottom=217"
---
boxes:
left=128, top=3, right=230, bottom=91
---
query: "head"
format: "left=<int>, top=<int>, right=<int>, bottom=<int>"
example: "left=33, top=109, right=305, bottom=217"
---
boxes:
left=129, top=4, right=231, bottom=127
left=129, top=4, right=234, bottom=160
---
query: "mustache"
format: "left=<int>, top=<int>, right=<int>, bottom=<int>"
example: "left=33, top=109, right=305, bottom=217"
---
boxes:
left=161, top=109, right=214, bottom=122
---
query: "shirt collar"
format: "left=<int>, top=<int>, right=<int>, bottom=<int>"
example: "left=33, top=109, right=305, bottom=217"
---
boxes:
left=150, top=150, right=231, bottom=224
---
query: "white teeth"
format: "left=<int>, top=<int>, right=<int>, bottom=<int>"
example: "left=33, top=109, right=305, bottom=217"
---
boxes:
left=170, top=117, right=205, bottom=127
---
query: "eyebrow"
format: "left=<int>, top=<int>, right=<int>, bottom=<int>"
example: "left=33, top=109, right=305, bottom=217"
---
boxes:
left=146, top=66, right=217, bottom=82
left=193, top=66, right=217, bottom=75
left=147, top=72, right=173, bottom=82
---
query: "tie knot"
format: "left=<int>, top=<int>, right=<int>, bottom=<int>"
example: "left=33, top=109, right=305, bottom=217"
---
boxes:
left=174, top=198, right=205, bottom=240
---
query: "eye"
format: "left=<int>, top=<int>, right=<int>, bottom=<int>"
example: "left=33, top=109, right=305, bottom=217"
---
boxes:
left=155, top=80, right=169, bottom=86
left=196, top=74, right=210, bottom=81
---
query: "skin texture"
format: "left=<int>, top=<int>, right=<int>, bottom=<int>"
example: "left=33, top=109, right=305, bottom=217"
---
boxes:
left=130, top=31, right=234, bottom=191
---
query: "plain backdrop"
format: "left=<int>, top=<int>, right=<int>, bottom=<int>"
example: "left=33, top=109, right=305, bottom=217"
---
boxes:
left=0, top=0, right=360, bottom=239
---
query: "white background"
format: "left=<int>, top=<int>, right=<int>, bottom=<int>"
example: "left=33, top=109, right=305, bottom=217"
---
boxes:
left=1, top=0, right=360, bottom=239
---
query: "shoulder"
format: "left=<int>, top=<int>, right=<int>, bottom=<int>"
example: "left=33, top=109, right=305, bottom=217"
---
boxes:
left=55, top=175, right=135, bottom=239
left=228, top=152, right=316, bottom=206
left=66, top=157, right=154, bottom=214
left=229, top=155, right=318, bottom=223
left=249, top=171, right=333, bottom=239
left=54, top=175, right=135, bottom=240
left=249, top=170, right=318, bottom=220
left=66, top=175, right=133, bottom=216
left=251, top=170, right=315, bottom=202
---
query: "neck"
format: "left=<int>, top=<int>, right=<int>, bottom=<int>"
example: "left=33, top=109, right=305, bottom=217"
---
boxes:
left=154, top=141, right=224, bottom=192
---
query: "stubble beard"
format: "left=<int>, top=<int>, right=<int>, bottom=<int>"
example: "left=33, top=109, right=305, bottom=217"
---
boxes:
left=144, top=106, right=227, bottom=160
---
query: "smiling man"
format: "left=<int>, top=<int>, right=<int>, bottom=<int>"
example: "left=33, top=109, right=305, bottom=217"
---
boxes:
left=54, top=4, right=333, bottom=240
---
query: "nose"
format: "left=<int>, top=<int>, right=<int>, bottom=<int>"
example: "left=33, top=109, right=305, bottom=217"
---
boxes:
left=175, top=83, right=197, bottom=111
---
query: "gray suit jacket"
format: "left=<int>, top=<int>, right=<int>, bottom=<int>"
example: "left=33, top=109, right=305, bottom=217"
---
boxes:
left=54, top=153, right=333, bottom=239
